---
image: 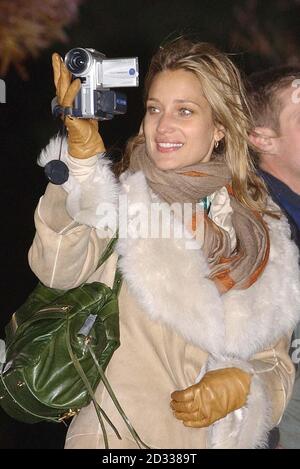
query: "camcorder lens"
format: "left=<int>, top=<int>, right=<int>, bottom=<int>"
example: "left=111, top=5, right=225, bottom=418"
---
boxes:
left=65, top=48, right=89, bottom=75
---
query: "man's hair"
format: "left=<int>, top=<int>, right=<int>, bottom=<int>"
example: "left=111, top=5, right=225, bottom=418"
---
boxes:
left=247, top=66, right=300, bottom=134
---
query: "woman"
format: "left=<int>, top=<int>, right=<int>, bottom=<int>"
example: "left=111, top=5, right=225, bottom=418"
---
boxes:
left=30, top=38, right=300, bottom=448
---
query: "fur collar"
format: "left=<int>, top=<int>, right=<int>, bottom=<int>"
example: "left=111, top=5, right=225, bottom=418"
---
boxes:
left=117, top=171, right=300, bottom=359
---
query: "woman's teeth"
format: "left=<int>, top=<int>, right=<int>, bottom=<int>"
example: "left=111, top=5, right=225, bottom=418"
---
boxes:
left=157, top=143, right=183, bottom=148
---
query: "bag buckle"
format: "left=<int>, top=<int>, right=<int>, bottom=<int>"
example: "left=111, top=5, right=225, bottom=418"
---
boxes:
left=58, top=408, right=79, bottom=421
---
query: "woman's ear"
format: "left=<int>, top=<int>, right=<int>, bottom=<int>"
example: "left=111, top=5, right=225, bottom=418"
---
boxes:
left=214, top=125, right=225, bottom=143
left=249, top=127, right=277, bottom=154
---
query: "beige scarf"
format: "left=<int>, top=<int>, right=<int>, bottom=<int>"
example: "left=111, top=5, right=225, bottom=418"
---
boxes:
left=129, top=143, right=270, bottom=293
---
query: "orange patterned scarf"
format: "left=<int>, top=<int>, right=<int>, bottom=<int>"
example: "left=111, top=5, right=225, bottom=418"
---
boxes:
left=129, top=143, right=270, bottom=293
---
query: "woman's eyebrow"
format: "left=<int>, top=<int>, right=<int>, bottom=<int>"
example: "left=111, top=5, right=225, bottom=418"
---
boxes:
left=147, top=97, right=160, bottom=102
left=147, top=97, right=201, bottom=107
left=173, top=99, right=201, bottom=107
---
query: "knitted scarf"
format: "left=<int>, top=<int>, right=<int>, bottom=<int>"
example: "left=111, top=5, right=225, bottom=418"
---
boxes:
left=129, top=143, right=270, bottom=293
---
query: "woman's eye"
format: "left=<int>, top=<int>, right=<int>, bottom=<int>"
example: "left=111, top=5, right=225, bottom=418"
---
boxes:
left=147, top=106, right=160, bottom=114
left=179, top=108, right=193, bottom=116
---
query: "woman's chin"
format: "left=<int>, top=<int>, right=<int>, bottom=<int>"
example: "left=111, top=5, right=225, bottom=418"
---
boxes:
left=151, top=156, right=181, bottom=171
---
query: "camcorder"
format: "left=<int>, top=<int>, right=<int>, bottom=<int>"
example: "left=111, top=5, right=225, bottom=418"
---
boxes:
left=63, top=47, right=139, bottom=120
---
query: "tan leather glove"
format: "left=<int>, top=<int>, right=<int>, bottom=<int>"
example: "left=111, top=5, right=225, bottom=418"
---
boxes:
left=52, top=53, right=105, bottom=159
left=170, top=367, right=251, bottom=428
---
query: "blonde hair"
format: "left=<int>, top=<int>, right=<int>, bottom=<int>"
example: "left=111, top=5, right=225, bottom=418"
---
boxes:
left=116, top=38, right=268, bottom=213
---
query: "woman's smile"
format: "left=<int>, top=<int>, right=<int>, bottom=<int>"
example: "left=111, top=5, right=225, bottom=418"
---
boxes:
left=156, top=141, right=184, bottom=153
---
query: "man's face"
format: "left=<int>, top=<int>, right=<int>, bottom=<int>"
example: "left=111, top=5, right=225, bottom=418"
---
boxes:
left=275, top=84, right=300, bottom=175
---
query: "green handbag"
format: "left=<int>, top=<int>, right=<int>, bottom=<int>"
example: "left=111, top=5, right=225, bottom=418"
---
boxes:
left=0, top=236, right=148, bottom=448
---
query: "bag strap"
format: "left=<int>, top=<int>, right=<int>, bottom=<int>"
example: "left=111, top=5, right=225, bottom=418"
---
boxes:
left=96, top=233, right=119, bottom=270
left=65, top=318, right=120, bottom=448
left=112, top=268, right=122, bottom=296
left=65, top=318, right=149, bottom=449
left=95, top=232, right=123, bottom=297
left=86, top=343, right=149, bottom=449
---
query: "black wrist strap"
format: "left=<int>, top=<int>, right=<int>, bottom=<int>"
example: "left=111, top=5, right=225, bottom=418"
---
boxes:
left=51, top=97, right=75, bottom=118
left=44, top=116, right=69, bottom=185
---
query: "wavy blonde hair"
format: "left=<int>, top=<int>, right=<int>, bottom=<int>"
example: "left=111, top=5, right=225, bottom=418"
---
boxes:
left=116, top=38, right=268, bottom=213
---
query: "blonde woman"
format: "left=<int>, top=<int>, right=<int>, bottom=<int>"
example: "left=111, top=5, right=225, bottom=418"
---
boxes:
left=30, top=38, right=300, bottom=448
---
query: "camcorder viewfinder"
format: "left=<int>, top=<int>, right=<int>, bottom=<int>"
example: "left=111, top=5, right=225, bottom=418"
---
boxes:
left=64, top=47, right=139, bottom=120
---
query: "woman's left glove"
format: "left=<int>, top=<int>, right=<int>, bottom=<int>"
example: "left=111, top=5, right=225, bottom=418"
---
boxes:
left=170, top=367, right=251, bottom=427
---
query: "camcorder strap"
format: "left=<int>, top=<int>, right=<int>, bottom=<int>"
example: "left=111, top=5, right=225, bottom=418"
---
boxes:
left=44, top=114, right=69, bottom=185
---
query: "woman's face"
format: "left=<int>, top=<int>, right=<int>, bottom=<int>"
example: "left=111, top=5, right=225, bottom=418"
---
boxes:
left=143, top=69, right=223, bottom=171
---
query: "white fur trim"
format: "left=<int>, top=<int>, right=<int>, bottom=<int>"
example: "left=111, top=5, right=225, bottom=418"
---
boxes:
left=38, top=133, right=69, bottom=168
left=117, top=171, right=225, bottom=355
left=38, top=135, right=119, bottom=236
left=222, top=213, right=300, bottom=359
left=208, top=375, right=272, bottom=449
left=205, top=358, right=273, bottom=448
left=117, top=171, right=300, bottom=359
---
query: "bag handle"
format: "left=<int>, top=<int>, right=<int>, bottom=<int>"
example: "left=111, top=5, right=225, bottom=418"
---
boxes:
left=65, top=318, right=120, bottom=448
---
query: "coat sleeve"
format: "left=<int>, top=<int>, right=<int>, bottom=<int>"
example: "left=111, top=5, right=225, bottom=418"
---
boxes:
left=29, top=137, right=119, bottom=289
left=28, top=184, right=111, bottom=289
left=205, top=335, right=295, bottom=449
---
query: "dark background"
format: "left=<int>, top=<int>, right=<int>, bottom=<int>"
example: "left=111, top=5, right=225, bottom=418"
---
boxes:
left=0, top=0, right=299, bottom=449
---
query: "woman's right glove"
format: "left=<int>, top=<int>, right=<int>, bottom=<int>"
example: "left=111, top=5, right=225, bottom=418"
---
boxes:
left=52, top=53, right=105, bottom=159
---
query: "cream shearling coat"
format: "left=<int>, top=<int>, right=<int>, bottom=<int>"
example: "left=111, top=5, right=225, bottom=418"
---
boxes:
left=28, top=137, right=300, bottom=448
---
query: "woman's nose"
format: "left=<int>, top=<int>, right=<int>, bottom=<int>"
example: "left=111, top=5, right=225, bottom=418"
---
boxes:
left=157, top=112, right=175, bottom=134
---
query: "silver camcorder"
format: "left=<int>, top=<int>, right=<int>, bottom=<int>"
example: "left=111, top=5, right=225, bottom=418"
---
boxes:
left=64, top=48, right=139, bottom=120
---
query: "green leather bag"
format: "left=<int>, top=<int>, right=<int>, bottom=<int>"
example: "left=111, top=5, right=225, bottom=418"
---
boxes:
left=0, top=236, right=121, bottom=426
left=0, top=235, right=148, bottom=448
left=0, top=284, right=121, bottom=423
left=0, top=234, right=148, bottom=449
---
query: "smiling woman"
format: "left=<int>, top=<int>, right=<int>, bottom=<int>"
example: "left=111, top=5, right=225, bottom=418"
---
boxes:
left=26, top=37, right=300, bottom=449
left=143, top=69, right=221, bottom=170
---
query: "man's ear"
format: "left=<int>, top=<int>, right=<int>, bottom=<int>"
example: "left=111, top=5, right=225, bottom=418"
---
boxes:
left=249, top=126, right=277, bottom=154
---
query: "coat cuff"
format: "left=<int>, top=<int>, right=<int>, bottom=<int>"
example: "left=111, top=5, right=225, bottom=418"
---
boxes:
left=38, top=135, right=119, bottom=235
left=205, top=358, right=273, bottom=449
